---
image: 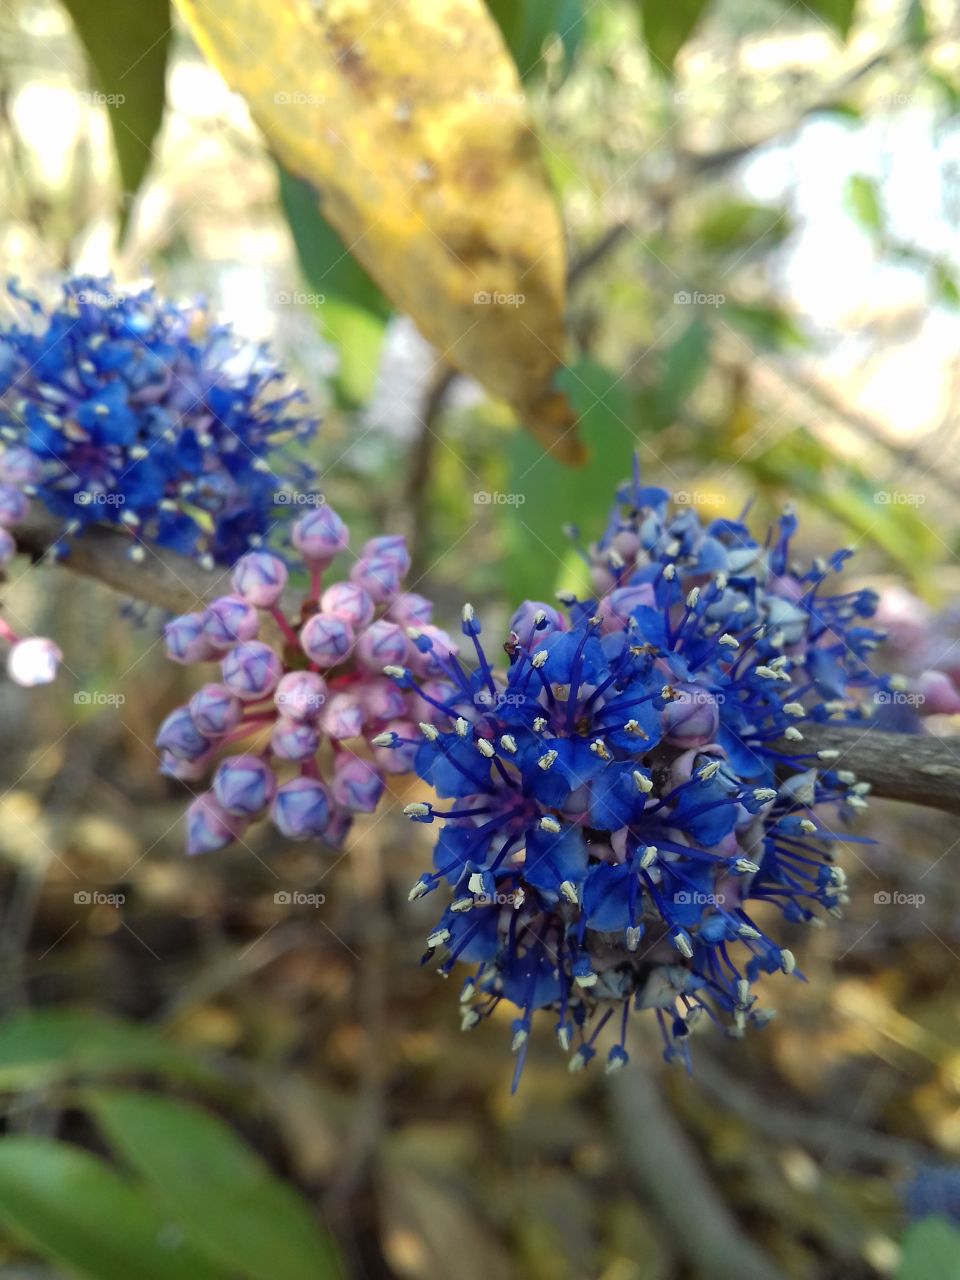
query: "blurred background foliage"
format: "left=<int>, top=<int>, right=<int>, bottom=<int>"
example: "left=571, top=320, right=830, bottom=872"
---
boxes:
left=0, top=0, right=959, bottom=1276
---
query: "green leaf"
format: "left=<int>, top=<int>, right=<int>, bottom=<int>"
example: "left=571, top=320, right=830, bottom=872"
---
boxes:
left=638, top=0, right=711, bottom=73
left=934, top=262, right=960, bottom=308
left=87, top=1090, right=342, bottom=1280
left=802, top=0, right=857, bottom=37
left=724, top=303, right=807, bottom=351
left=654, top=317, right=712, bottom=424
left=502, top=359, right=638, bottom=600
left=60, top=0, right=170, bottom=215
left=0, top=1010, right=211, bottom=1091
left=904, top=0, right=928, bottom=46
left=486, top=0, right=584, bottom=79
left=845, top=174, right=884, bottom=234
left=898, top=1217, right=960, bottom=1280
left=693, top=200, right=790, bottom=252
left=0, top=1137, right=226, bottom=1280
left=278, top=166, right=389, bottom=407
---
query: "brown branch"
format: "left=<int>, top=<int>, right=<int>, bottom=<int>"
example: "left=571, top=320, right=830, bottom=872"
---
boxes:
left=14, top=513, right=220, bottom=615
left=777, top=722, right=960, bottom=816
left=609, top=1066, right=786, bottom=1280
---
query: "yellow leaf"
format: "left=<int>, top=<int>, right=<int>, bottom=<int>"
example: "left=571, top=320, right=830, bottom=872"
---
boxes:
left=175, top=0, right=582, bottom=462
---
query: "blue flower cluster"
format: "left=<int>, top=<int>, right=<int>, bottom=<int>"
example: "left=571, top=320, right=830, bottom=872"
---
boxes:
left=0, top=277, right=317, bottom=565
left=381, top=467, right=890, bottom=1084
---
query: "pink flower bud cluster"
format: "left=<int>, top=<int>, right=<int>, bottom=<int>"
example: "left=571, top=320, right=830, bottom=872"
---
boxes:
left=156, top=503, right=457, bottom=855
left=0, top=445, right=62, bottom=686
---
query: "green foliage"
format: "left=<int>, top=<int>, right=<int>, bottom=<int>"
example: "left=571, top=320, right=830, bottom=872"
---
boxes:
left=897, top=1217, right=960, bottom=1280
left=504, top=359, right=637, bottom=599
left=846, top=174, right=884, bottom=235
left=802, top=0, right=858, bottom=37
left=486, top=0, right=584, bottom=78
left=278, top=166, right=390, bottom=408
left=88, top=1090, right=342, bottom=1280
left=653, top=317, right=712, bottom=425
left=637, top=0, right=712, bottom=72
left=0, top=1010, right=213, bottom=1090
left=60, top=0, right=170, bottom=224
left=0, top=1138, right=226, bottom=1280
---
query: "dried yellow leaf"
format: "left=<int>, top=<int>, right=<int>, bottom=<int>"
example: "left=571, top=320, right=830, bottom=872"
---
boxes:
left=175, top=0, right=582, bottom=462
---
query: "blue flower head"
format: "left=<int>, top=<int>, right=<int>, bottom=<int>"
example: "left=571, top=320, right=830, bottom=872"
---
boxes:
left=0, top=277, right=318, bottom=565
left=385, top=470, right=890, bottom=1085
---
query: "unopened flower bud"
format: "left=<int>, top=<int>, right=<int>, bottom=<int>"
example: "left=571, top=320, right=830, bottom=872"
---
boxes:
left=292, top=505, right=349, bottom=565
left=213, top=754, right=277, bottom=817
left=202, top=595, right=259, bottom=649
left=270, top=715, right=320, bottom=761
left=320, top=581, right=375, bottom=629
left=188, top=683, right=243, bottom=737
left=274, top=670, right=327, bottom=721
left=221, top=640, right=282, bottom=701
left=299, top=612, right=353, bottom=667
left=270, top=777, right=331, bottom=839
left=331, top=753, right=384, bottom=813
left=231, top=550, right=288, bottom=607
left=356, top=619, right=407, bottom=671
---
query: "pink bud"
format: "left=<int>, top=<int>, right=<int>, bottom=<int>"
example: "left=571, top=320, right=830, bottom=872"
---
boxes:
left=320, top=581, right=375, bottom=629
left=156, top=706, right=212, bottom=760
left=300, top=612, right=353, bottom=667
left=387, top=592, right=434, bottom=627
left=274, top=671, right=327, bottom=722
left=270, top=777, right=331, bottom=839
left=164, top=613, right=218, bottom=665
left=331, top=753, right=384, bottom=812
left=407, top=625, right=458, bottom=678
left=231, top=550, right=289, bottom=607
left=292, top=506, right=349, bottom=566
left=0, top=446, right=43, bottom=488
left=374, top=719, right=418, bottom=773
left=0, top=484, right=30, bottom=527
left=599, top=585, right=656, bottom=634
left=6, top=636, right=61, bottom=686
left=361, top=535, right=411, bottom=576
left=213, top=754, right=277, bottom=817
left=188, top=683, right=244, bottom=737
left=0, top=527, right=16, bottom=567
left=185, top=792, right=249, bottom=856
left=355, top=619, right=407, bottom=671
left=661, top=685, right=720, bottom=748
left=271, top=716, right=320, bottom=761
left=202, top=595, right=260, bottom=649
left=321, top=692, right=366, bottom=739
left=359, top=677, right=407, bottom=723
left=350, top=554, right=402, bottom=603
left=221, top=641, right=283, bottom=701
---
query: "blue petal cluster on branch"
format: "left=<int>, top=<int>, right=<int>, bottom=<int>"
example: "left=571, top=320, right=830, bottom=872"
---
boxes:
left=380, top=469, right=891, bottom=1082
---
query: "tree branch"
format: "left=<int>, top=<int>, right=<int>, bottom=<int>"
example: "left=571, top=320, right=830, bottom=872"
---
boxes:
left=14, top=514, right=219, bottom=615
left=9, top=521, right=960, bottom=817
left=778, top=722, right=960, bottom=816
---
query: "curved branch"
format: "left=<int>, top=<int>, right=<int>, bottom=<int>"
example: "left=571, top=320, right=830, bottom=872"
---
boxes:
left=778, top=722, right=960, bottom=816
left=13, top=514, right=219, bottom=615
left=9, top=520, right=960, bottom=816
